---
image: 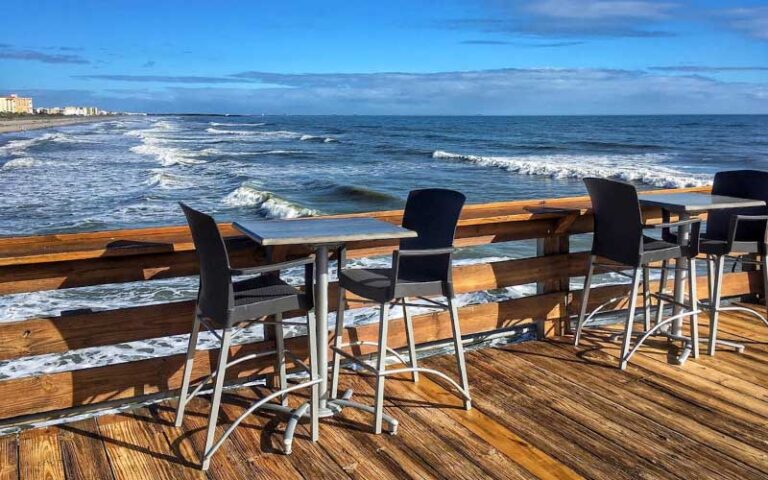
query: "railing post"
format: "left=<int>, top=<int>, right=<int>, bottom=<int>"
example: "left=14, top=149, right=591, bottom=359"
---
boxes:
left=536, top=233, right=571, bottom=339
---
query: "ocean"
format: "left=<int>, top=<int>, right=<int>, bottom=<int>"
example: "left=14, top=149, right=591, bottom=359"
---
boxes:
left=0, top=114, right=766, bottom=380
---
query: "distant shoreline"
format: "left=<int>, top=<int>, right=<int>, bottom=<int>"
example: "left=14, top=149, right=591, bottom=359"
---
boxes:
left=0, top=116, right=121, bottom=134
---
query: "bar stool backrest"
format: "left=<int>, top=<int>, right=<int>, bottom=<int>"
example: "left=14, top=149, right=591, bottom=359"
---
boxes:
left=707, top=170, right=768, bottom=242
left=399, top=188, right=466, bottom=282
left=180, top=203, right=233, bottom=327
left=584, top=177, right=644, bottom=267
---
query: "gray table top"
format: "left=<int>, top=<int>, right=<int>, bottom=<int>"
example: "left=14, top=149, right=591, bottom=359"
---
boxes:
left=234, top=217, right=417, bottom=246
left=637, top=192, right=766, bottom=213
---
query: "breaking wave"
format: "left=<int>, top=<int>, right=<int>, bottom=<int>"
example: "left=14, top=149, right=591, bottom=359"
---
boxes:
left=223, top=184, right=317, bottom=218
left=145, top=169, right=194, bottom=189
left=299, top=134, right=337, bottom=143
left=1, top=157, right=40, bottom=170
left=0, top=133, right=94, bottom=156
left=130, top=142, right=207, bottom=166
left=209, top=121, right=266, bottom=127
left=432, top=150, right=711, bottom=188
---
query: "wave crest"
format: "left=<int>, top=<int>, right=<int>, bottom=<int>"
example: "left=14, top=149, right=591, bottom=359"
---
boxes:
left=130, top=142, right=207, bottom=166
left=146, top=169, right=193, bottom=189
left=432, top=150, right=710, bottom=188
left=209, top=121, right=266, bottom=127
left=0, top=133, right=93, bottom=156
left=2, top=157, right=40, bottom=170
left=299, top=134, right=337, bottom=143
left=223, top=185, right=317, bottom=218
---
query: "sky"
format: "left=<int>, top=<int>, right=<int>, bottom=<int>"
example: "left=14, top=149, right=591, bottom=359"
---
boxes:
left=1, top=0, right=767, bottom=115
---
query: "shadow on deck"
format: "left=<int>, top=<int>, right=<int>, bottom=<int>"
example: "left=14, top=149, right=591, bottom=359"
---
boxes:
left=2, top=307, right=766, bottom=480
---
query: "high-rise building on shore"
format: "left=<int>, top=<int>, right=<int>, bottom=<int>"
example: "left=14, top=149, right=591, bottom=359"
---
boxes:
left=0, top=94, right=33, bottom=114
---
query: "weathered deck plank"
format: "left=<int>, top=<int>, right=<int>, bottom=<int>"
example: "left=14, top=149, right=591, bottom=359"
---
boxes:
left=0, top=434, right=18, bottom=480
left=57, top=419, right=114, bottom=480
left=17, top=428, right=64, bottom=480
left=5, top=308, right=767, bottom=480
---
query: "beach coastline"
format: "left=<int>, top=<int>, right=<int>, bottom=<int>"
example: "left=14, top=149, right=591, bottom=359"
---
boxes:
left=0, top=115, right=121, bottom=134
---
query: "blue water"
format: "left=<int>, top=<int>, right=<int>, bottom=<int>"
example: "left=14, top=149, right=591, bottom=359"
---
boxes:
left=1, top=115, right=766, bottom=235
left=0, top=115, right=765, bottom=380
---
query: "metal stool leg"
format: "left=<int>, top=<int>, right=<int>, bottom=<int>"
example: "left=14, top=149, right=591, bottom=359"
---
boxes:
left=306, top=312, right=320, bottom=442
left=655, top=260, right=669, bottom=327
left=575, top=255, right=596, bottom=345
left=402, top=297, right=419, bottom=382
left=762, top=254, right=768, bottom=320
left=708, top=255, right=725, bottom=356
left=619, top=268, right=642, bottom=370
left=448, top=295, right=471, bottom=410
left=373, top=303, right=389, bottom=434
left=642, top=266, right=651, bottom=331
left=330, top=287, right=346, bottom=399
left=274, top=313, right=288, bottom=406
left=202, top=328, right=232, bottom=470
left=688, top=257, right=700, bottom=359
left=175, top=308, right=201, bottom=427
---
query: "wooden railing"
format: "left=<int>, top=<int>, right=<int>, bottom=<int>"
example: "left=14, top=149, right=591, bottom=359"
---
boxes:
left=0, top=186, right=762, bottom=424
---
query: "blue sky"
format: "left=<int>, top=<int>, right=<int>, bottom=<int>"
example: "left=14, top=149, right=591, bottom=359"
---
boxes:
left=1, top=0, right=766, bottom=114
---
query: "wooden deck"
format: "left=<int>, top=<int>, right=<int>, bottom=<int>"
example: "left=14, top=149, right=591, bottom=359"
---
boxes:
left=1, top=308, right=766, bottom=480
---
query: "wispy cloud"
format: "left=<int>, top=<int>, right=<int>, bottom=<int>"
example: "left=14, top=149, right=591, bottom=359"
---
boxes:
left=460, top=40, right=585, bottom=47
left=717, top=7, right=768, bottom=41
left=445, top=1, right=678, bottom=38
left=49, top=67, right=767, bottom=114
left=650, top=65, right=768, bottom=73
left=212, top=67, right=768, bottom=114
left=0, top=45, right=89, bottom=64
left=526, top=0, right=676, bottom=21
left=76, top=74, right=252, bottom=84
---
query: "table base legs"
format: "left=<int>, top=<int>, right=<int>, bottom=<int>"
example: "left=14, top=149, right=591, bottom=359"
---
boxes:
left=264, top=388, right=398, bottom=454
left=611, top=330, right=747, bottom=366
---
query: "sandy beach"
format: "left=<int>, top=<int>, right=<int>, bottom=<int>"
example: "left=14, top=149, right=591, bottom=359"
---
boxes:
left=0, top=116, right=121, bottom=134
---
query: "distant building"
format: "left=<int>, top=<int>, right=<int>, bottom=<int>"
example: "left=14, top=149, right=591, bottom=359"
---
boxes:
left=0, top=94, right=33, bottom=114
left=62, top=106, right=87, bottom=116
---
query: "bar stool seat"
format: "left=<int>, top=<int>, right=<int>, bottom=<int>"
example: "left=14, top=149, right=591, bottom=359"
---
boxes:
left=641, top=235, right=684, bottom=263
left=700, top=238, right=765, bottom=256
left=339, top=267, right=446, bottom=303
left=231, top=275, right=311, bottom=321
left=663, top=232, right=764, bottom=256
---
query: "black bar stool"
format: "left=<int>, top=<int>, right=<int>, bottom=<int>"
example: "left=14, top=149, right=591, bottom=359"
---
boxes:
left=176, top=203, right=321, bottom=469
left=330, top=189, right=471, bottom=434
left=575, top=178, right=702, bottom=370
left=675, top=170, right=768, bottom=355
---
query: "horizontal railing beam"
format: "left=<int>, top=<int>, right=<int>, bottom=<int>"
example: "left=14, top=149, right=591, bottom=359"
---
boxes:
left=0, top=253, right=582, bottom=361
left=0, top=292, right=564, bottom=421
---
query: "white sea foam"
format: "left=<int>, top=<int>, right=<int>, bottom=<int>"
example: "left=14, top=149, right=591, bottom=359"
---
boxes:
left=145, top=169, right=193, bottom=189
left=206, top=127, right=301, bottom=140
left=130, top=142, right=206, bottom=166
left=209, top=121, right=266, bottom=127
left=213, top=149, right=303, bottom=157
left=299, top=134, right=337, bottom=143
left=223, top=184, right=317, bottom=218
left=1, top=157, right=40, bottom=170
left=0, top=133, right=93, bottom=156
left=432, top=150, right=711, bottom=188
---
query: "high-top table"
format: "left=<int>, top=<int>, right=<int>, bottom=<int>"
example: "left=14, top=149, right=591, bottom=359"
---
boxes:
left=234, top=217, right=416, bottom=448
left=637, top=192, right=767, bottom=364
